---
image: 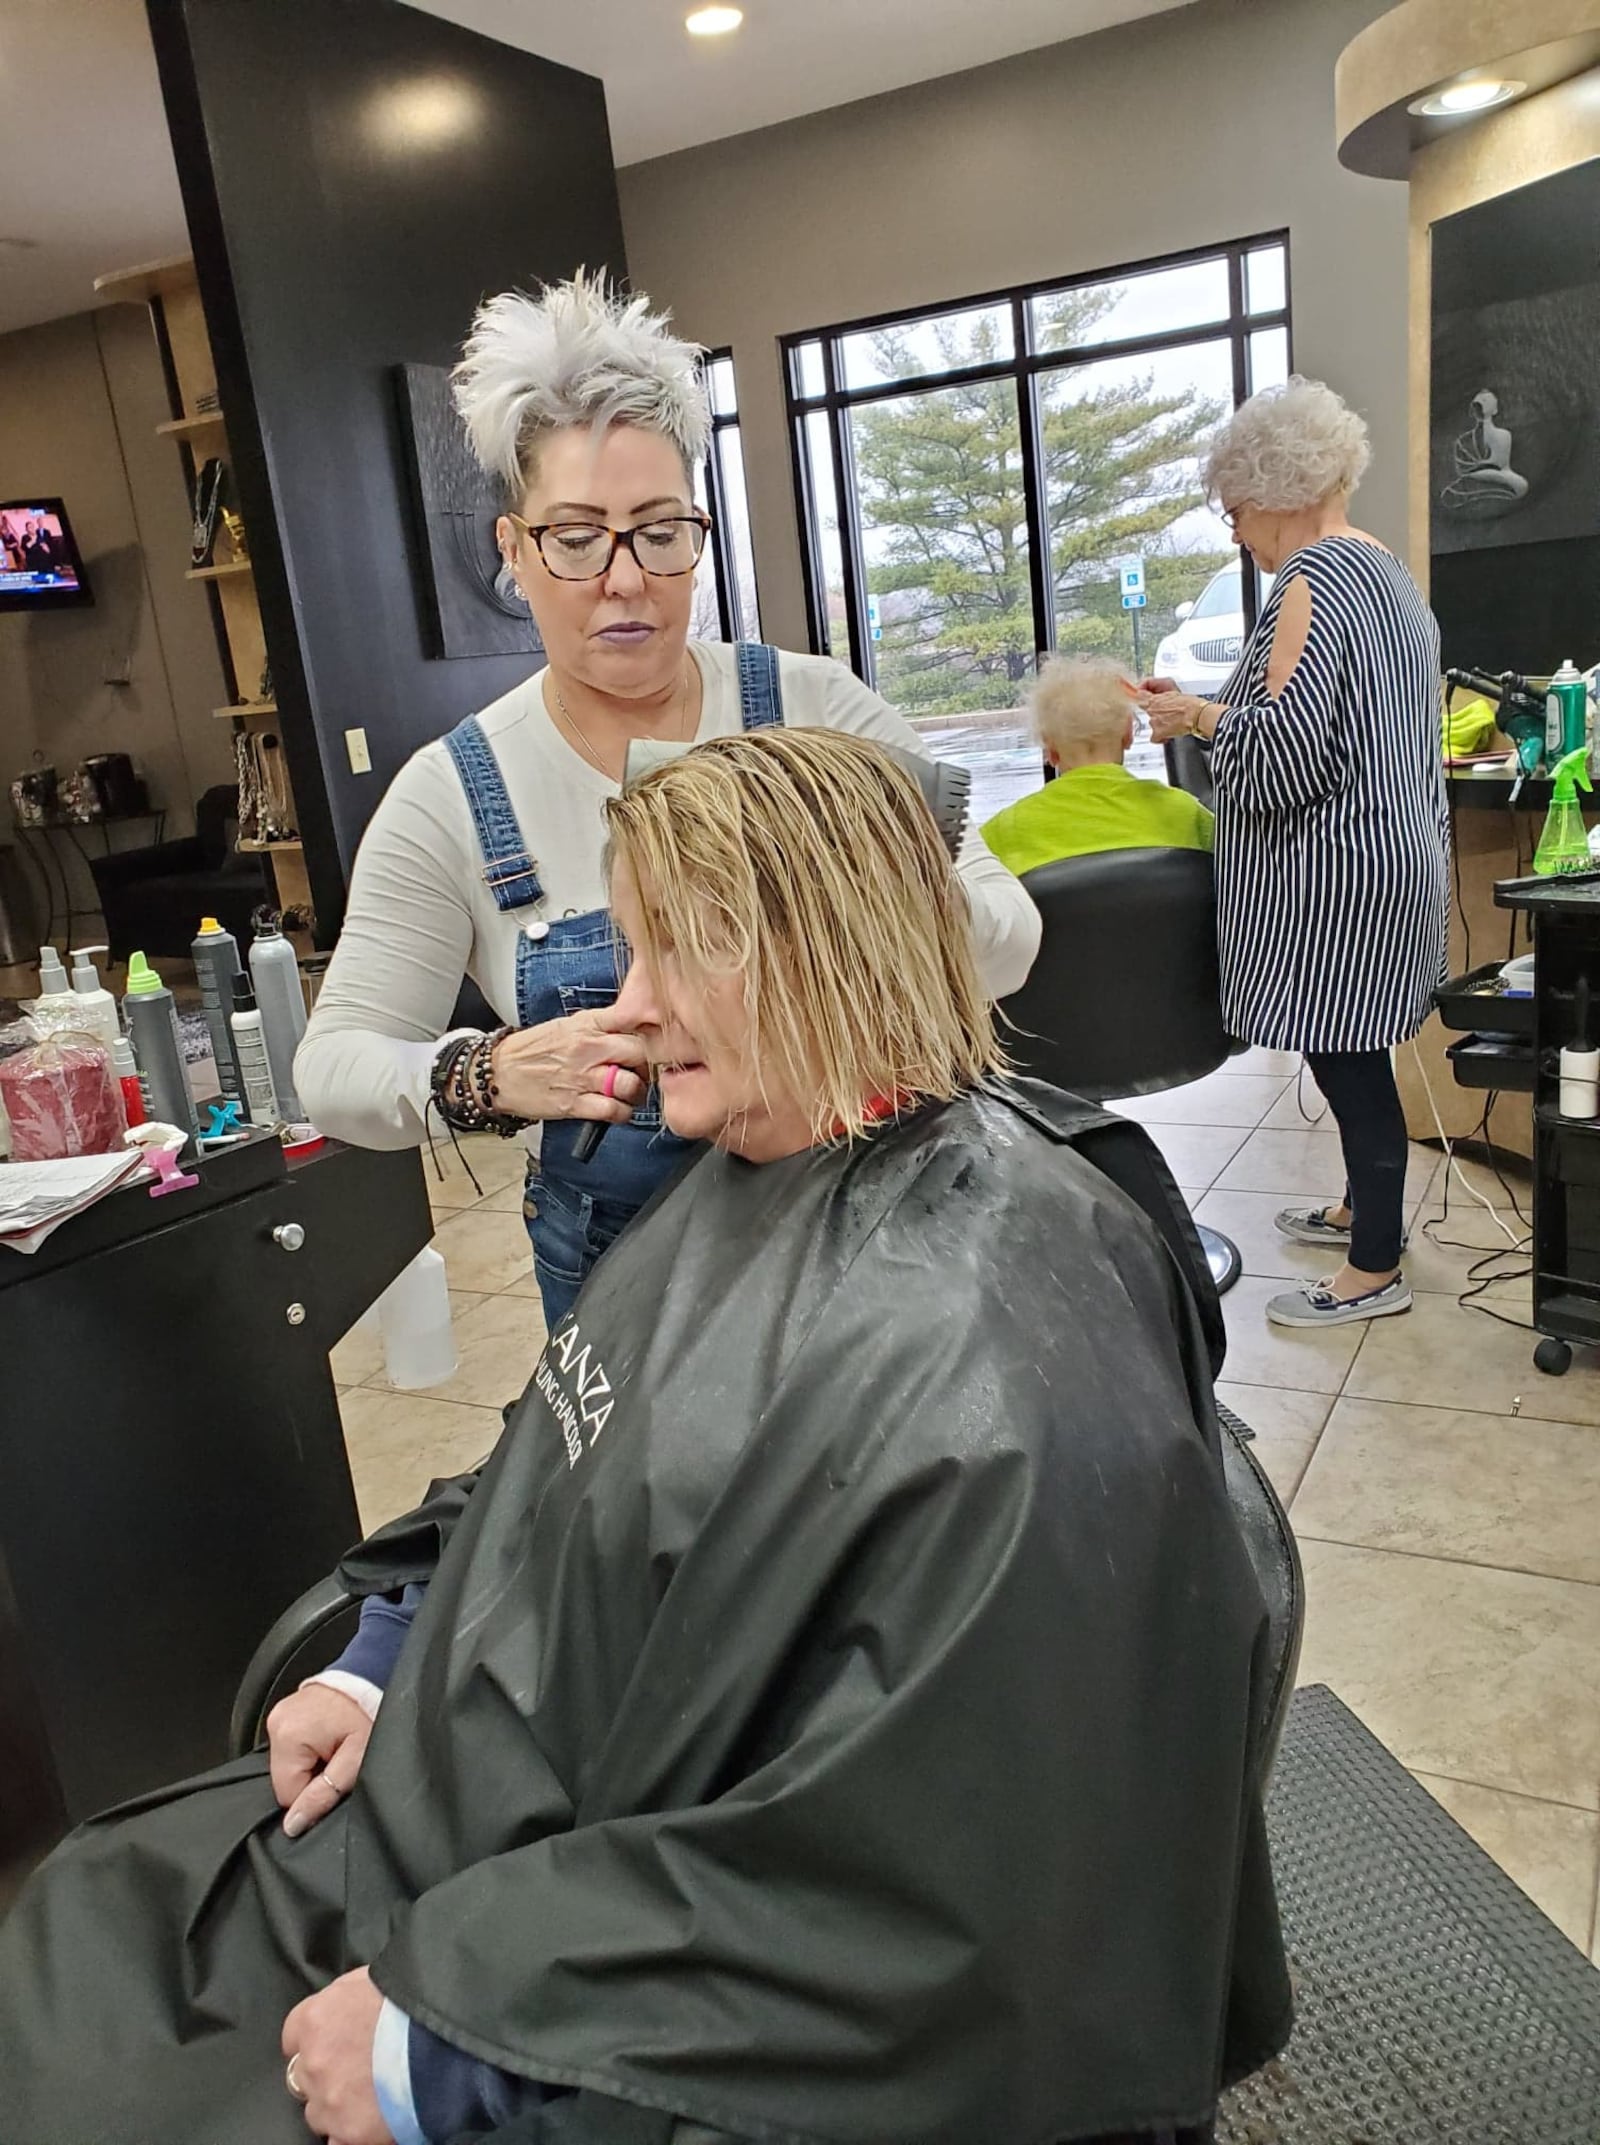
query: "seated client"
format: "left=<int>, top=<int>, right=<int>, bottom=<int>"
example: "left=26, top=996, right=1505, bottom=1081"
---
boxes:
left=983, top=653, right=1214, bottom=874
left=0, top=730, right=1287, bottom=2145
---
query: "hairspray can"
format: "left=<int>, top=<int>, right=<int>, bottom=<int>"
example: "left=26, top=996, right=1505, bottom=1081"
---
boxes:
left=191, top=917, right=246, bottom=1103
left=122, top=952, right=201, bottom=1152
left=248, top=914, right=306, bottom=1121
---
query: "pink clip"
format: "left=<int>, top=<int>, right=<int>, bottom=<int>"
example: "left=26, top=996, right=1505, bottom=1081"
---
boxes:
left=147, top=1146, right=201, bottom=1198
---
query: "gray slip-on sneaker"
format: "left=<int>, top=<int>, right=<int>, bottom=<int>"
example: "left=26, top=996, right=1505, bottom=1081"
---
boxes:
left=1273, top=1204, right=1352, bottom=1247
left=1265, top=1275, right=1412, bottom=1328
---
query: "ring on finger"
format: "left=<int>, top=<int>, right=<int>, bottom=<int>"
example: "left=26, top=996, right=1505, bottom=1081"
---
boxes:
left=601, top=1063, right=621, bottom=1102
left=286, top=2054, right=308, bottom=2102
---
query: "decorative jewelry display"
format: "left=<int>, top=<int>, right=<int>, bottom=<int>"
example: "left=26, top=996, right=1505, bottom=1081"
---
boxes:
left=220, top=506, right=249, bottom=563
left=189, top=458, right=227, bottom=568
left=233, top=728, right=297, bottom=844
left=257, top=661, right=274, bottom=704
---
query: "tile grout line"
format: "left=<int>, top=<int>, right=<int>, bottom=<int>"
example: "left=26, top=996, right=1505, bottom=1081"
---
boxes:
left=1290, top=1524, right=1600, bottom=1592
left=1407, top=1763, right=1600, bottom=1822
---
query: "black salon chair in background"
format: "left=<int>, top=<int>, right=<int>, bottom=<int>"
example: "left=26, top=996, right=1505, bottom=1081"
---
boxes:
left=1163, top=732, right=1215, bottom=810
left=90, top=785, right=269, bottom=964
left=999, top=844, right=1242, bottom=1293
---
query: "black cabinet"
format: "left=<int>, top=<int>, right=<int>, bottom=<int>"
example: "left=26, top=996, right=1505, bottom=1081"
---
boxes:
left=0, top=1134, right=429, bottom=1896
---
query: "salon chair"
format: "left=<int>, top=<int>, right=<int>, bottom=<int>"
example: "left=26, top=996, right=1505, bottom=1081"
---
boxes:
left=90, top=785, right=268, bottom=963
left=1000, top=844, right=1242, bottom=1293
left=1163, top=733, right=1215, bottom=811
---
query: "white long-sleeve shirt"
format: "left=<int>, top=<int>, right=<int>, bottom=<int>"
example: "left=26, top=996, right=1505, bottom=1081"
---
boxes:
left=296, top=642, right=1040, bottom=1149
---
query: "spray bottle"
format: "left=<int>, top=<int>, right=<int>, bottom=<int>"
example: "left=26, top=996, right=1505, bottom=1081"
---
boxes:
left=229, top=972, right=280, bottom=1125
left=248, top=912, right=305, bottom=1121
left=1546, top=659, right=1588, bottom=764
left=122, top=951, right=202, bottom=1152
left=191, top=917, right=246, bottom=1103
left=68, top=946, right=121, bottom=1052
left=1534, top=747, right=1595, bottom=877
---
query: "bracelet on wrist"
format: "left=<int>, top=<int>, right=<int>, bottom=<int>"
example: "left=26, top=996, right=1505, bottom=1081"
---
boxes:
left=430, top=1029, right=530, bottom=1138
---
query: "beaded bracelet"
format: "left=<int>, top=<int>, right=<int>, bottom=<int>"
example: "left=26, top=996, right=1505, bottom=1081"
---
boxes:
left=430, top=1029, right=530, bottom=1139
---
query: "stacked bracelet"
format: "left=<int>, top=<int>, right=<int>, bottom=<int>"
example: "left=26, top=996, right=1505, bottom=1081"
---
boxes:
left=430, top=1029, right=530, bottom=1138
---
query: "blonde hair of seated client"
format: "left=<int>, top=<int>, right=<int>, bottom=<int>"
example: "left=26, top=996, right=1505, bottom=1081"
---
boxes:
left=604, top=729, right=1003, bottom=1145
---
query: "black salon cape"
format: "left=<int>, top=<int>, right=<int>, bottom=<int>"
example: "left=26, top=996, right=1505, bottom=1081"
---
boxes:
left=0, top=1083, right=1289, bottom=2145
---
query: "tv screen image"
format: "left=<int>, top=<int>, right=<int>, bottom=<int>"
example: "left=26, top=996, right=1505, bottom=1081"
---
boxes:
left=0, top=497, right=94, bottom=611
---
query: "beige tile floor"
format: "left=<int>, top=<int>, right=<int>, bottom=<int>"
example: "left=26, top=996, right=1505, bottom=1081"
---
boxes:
left=335, top=1062, right=1600, bottom=1966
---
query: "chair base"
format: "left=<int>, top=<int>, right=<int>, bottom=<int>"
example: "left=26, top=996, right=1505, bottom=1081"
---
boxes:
left=1198, top=1222, right=1242, bottom=1295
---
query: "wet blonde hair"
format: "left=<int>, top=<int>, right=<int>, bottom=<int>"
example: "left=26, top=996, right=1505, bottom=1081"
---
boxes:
left=604, top=729, right=1001, bottom=1144
left=1031, top=654, right=1136, bottom=763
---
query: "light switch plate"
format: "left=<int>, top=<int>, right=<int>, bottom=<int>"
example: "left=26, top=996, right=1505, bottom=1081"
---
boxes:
left=345, top=727, right=372, bottom=774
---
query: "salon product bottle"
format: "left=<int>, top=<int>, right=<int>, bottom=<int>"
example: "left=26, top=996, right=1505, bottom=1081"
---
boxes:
left=376, top=1246, right=458, bottom=1389
left=30, top=946, right=79, bottom=1036
left=229, top=972, right=280, bottom=1125
left=191, top=916, right=246, bottom=1103
left=1561, top=977, right=1600, bottom=1119
left=68, top=946, right=121, bottom=1051
left=122, top=951, right=201, bottom=1151
left=248, top=914, right=305, bottom=1120
left=1547, top=659, right=1588, bottom=762
left=111, top=1033, right=147, bottom=1127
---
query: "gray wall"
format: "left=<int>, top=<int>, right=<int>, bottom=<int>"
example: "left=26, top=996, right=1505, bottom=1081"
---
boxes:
left=0, top=307, right=232, bottom=929
left=619, top=0, right=1409, bottom=653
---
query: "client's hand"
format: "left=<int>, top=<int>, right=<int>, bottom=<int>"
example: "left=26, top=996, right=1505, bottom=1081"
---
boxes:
left=490, top=1006, right=650, bottom=1124
left=268, top=1685, right=373, bottom=1838
left=282, top=1967, right=392, bottom=2145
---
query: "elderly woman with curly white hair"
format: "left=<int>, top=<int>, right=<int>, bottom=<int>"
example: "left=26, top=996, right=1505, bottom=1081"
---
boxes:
left=1143, top=376, right=1448, bottom=1330
left=297, top=274, right=1039, bottom=1329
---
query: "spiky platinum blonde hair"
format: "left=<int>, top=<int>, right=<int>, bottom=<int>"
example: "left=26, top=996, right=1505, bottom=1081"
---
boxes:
left=1202, top=375, right=1371, bottom=514
left=1030, top=655, right=1136, bottom=763
left=451, top=270, right=712, bottom=498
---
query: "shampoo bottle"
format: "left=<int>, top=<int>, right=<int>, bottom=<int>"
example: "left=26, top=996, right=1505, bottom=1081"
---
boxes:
left=122, top=951, right=201, bottom=1151
left=229, top=972, right=280, bottom=1125
left=30, top=947, right=78, bottom=1037
left=248, top=914, right=306, bottom=1120
left=68, top=946, right=121, bottom=1051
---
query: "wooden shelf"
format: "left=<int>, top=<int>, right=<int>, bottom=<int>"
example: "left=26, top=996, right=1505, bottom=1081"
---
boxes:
left=214, top=699, right=278, bottom=720
left=94, top=254, right=196, bottom=304
left=157, top=411, right=225, bottom=440
left=238, top=838, right=303, bottom=854
left=187, top=558, right=252, bottom=582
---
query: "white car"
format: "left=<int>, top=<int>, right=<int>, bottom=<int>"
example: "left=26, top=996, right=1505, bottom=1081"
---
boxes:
left=1151, top=564, right=1271, bottom=697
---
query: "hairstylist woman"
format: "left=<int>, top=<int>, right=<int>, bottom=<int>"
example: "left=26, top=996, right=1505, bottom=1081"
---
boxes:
left=1142, top=377, right=1448, bottom=1329
left=296, top=276, right=1040, bottom=1328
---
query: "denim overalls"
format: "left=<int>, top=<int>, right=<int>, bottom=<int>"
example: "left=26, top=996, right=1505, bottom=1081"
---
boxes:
left=443, top=644, right=785, bottom=1329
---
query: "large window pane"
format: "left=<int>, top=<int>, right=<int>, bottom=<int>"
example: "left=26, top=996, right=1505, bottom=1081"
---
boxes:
left=803, top=411, right=849, bottom=658
left=1246, top=244, right=1287, bottom=316
left=707, top=355, right=738, bottom=417
left=1033, top=257, right=1231, bottom=353
left=1039, top=336, right=1235, bottom=684
left=839, top=303, right=1013, bottom=391
left=848, top=375, right=1034, bottom=719
left=1249, top=325, right=1290, bottom=394
left=792, top=340, right=826, bottom=401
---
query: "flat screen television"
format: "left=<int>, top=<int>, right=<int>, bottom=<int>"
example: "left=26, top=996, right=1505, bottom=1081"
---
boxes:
left=0, top=496, right=94, bottom=612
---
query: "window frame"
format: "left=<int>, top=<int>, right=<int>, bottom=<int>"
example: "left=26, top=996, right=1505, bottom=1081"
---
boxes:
left=700, top=348, right=760, bottom=644
left=781, top=231, right=1292, bottom=686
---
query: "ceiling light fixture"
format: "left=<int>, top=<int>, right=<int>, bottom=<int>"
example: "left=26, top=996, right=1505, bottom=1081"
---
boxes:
left=1408, top=77, right=1525, bottom=119
left=686, top=6, right=743, bottom=35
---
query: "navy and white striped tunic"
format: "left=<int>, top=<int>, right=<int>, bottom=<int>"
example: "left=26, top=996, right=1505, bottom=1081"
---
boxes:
left=1209, top=535, right=1449, bottom=1053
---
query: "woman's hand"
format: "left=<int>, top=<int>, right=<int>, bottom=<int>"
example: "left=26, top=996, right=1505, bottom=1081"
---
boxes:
left=1142, top=692, right=1215, bottom=744
left=282, top=1967, right=392, bottom=2145
left=268, top=1686, right=373, bottom=1839
left=1138, top=674, right=1181, bottom=697
left=489, top=1006, right=651, bottom=1124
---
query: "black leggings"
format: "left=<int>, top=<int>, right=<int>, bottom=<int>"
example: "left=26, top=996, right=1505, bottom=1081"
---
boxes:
left=1305, top=1048, right=1408, bottom=1273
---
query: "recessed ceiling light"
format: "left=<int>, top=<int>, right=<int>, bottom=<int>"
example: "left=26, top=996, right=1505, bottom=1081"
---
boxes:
left=686, top=6, right=743, bottom=35
left=1409, top=77, right=1524, bottom=118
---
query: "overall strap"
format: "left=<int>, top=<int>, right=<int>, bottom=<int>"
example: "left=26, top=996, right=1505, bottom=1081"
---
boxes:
left=734, top=642, right=785, bottom=730
left=442, top=715, right=545, bottom=912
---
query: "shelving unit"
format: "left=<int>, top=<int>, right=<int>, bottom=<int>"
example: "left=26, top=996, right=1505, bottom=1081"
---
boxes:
left=95, top=253, right=311, bottom=945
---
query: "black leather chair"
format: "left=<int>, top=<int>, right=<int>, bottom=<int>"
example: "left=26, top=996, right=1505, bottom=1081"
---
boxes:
left=90, top=785, right=269, bottom=963
left=1163, top=733, right=1215, bottom=811
left=1000, top=845, right=1242, bottom=1292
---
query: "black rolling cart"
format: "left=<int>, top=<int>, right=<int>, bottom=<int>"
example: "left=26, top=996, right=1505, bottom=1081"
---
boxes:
left=1491, top=868, right=1600, bottom=1377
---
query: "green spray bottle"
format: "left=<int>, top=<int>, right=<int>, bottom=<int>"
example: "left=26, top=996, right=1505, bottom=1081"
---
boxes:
left=1533, top=746, right=1595, bottom=876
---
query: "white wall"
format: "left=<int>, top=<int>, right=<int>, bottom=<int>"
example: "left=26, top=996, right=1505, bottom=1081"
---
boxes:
left=619, top=0, right=1409, bottom=651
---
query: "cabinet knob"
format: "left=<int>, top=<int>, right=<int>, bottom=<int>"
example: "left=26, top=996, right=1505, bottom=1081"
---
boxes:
left=285, top=1302, right=307, bottom=1326
left=273, top=1222, right=306, bottom=1252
